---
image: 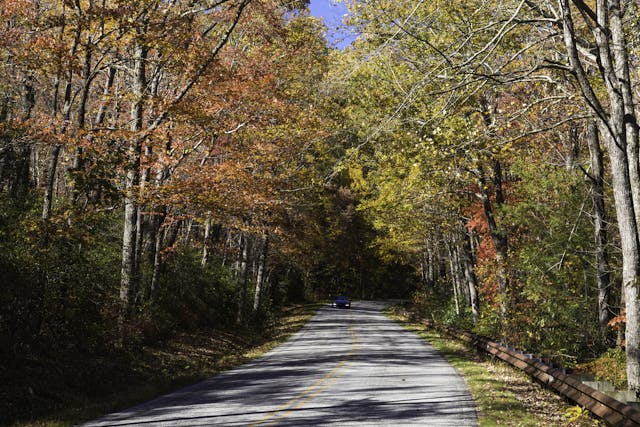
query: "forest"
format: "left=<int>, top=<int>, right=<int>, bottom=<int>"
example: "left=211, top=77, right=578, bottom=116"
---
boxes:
left=2, top=0, right=640, bottom=421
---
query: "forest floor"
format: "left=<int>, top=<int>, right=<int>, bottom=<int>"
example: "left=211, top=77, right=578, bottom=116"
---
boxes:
left=2, top=303, right=320, bottom=427
left=4, top=303, right=599, bottom=427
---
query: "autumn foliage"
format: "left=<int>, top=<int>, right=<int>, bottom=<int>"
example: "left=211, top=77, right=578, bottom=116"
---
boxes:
left=5, top=0, right=640, bottom=422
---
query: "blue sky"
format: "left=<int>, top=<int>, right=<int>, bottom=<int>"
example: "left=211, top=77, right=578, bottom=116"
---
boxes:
left=309, top=0, right=356, bottom=49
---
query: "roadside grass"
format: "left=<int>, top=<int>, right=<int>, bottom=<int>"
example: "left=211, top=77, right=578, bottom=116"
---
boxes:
left=4, top=303, right=320, bottom=427
left=387, top=310, right=599, bottom=427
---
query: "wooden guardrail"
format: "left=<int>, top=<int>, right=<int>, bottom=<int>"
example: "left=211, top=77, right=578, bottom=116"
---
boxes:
left=397, top=309, right=640, bottom=426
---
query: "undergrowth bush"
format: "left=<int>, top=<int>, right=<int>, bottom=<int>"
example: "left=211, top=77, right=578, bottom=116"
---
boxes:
left=577, top=347, right=627, bottom=389
left=0, top=196, right=121, bottom=359
left=152, top=249, right=238, bottom=333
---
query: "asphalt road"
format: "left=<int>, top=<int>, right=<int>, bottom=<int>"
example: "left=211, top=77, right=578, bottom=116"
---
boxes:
left=81, top=301, right=477, bottom=426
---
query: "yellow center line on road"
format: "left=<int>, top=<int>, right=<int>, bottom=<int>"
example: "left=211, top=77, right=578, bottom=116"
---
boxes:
left=250, top=324, right=360, bottom=426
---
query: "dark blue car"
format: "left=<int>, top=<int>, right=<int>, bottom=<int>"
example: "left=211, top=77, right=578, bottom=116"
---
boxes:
left=332, top=295, right=351, bottom=308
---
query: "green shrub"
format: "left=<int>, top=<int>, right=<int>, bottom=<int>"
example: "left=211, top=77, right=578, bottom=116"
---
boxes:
left=579, top=347, right=627, bottom=389
left=153, top=249, right=238, bottom=332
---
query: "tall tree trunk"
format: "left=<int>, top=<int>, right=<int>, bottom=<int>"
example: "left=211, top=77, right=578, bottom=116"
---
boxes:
left=88, top=65, right=116, bottom=204
left=149, top=209, right=166, bottom=304
left=202, top=213, right=212, bottom=267
left=145, top=153, right=170, bottom=303
left=446, top=238, right=461, bottom=316
left=419, top=248, right=428, bottom=289
left=561, top=0, right=640, bottom=391
left=477, top=96, right=509, bottom=321
left=94, top=66, right=116, bottom=126
left=135, top=60, right=162, bottom=283
left=134, top=147, right=150, bottom=283
left=41, top=145, right=62, bottom=222
left=460, top=220, right=480, bottom=324
left=453, top=239, right=471, bottom=307
left=236, top=233, right=250, bottom=325
left=425, top=239, right=435, bottom=287
left=253, top=234, right=269, bottom=313
left=602, top=122, right=640, bottom=390
left=608, top=1, right=640, bottom=391
left=478, top=162, right=508, bottom=319
left=119, top=39, right=147, bottom=344
left=42, top=10, right=80, bottom=222
left=71, top=24, right=95, bottom=203
left=585, top=121, right=612, bottom=341
left=565, top=123, right=580, bottom=171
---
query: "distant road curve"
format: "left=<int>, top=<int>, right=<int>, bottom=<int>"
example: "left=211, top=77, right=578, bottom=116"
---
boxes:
left=81, top=300, right=477, bottom=426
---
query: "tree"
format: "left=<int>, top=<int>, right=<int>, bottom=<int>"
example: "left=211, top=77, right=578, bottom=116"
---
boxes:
left=110, top=0, right=252, bottom=342
left=340, top=0, right=619, bottom=358
left=555, top=0, right=640, bottom=390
